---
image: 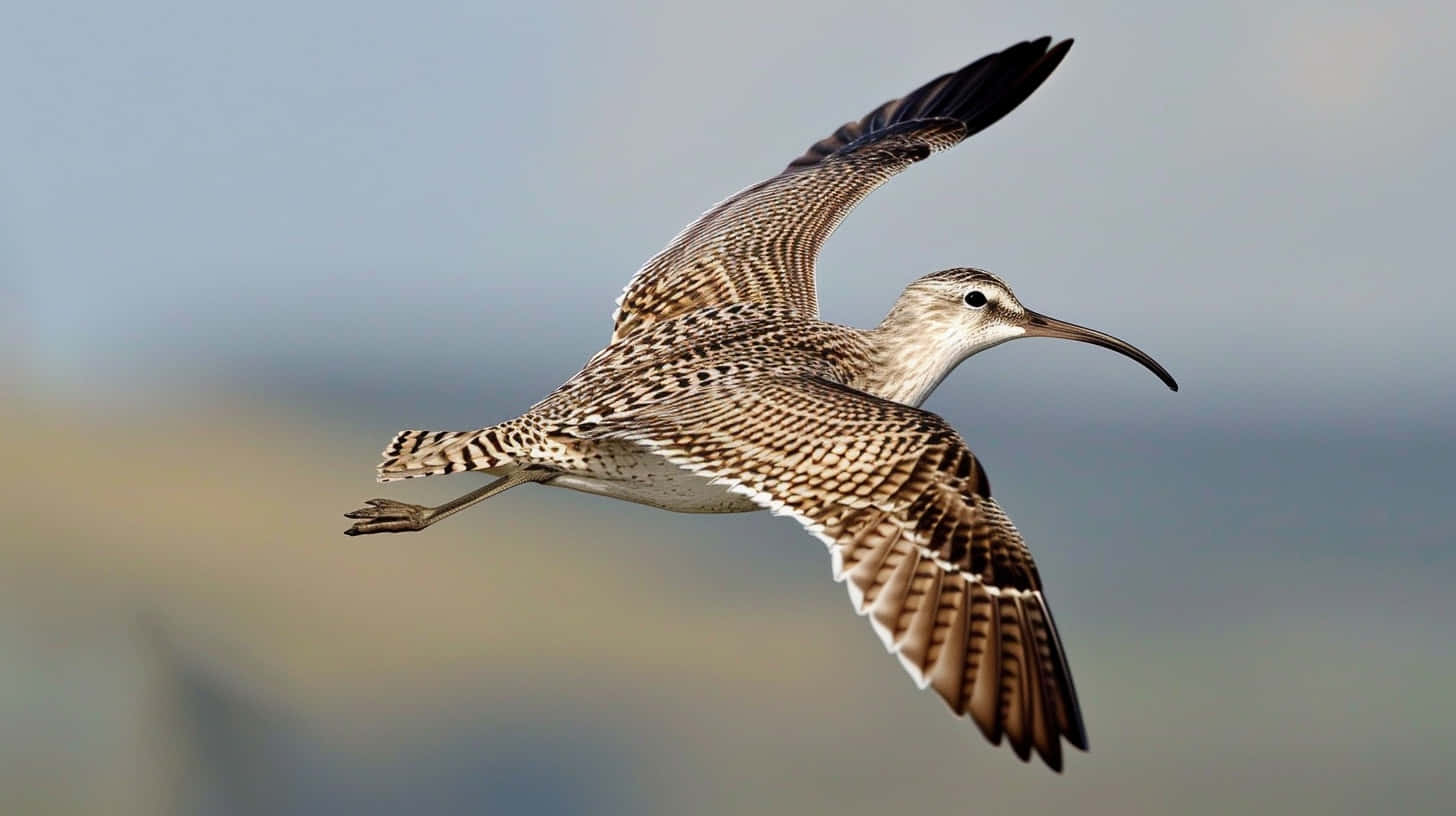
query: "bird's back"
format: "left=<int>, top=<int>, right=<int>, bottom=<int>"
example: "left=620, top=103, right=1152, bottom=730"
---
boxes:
left=534, top=304, right=877, bottom=426
left=483, top=305, right=873, bottom=512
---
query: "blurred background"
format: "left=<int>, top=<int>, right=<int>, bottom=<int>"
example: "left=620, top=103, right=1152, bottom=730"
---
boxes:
left=5, top=0, right=1454, bottom=813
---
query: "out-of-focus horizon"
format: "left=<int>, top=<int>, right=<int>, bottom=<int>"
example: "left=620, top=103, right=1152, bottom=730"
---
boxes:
left=5, top=0, right=1454, bottom=813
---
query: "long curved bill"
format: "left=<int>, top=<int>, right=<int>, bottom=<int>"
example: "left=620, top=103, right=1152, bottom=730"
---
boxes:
left=1023, top=310, right=1179, bottom=391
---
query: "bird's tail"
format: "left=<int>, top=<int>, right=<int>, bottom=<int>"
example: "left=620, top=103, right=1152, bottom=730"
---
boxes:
left=375, top=420, right=529, bottom=482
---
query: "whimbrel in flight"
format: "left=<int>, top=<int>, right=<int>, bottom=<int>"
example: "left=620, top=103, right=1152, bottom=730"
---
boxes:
left=346, top=37, right=1176, bottom=770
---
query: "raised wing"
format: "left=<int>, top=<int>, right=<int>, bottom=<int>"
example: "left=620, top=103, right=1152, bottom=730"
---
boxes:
left=578, top=374, right=1088, bottom=770
left=609, top=37, right=1073, bottom=343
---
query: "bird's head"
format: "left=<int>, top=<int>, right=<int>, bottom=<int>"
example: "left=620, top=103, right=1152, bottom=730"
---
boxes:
left=882, top=267, right=1178, bottom=391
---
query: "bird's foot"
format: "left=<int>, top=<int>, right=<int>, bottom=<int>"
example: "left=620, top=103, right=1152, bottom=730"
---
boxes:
left=344, top=498, right=433, bottom=536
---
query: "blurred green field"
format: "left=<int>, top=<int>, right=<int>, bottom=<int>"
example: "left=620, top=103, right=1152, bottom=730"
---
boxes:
left=4, top=386, right=1451, bottom=815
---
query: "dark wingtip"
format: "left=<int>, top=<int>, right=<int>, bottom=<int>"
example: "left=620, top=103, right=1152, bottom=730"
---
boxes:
left=785, top=36, right=1077, bottom=171
left=1068, top=730, right=1090, bottom=752
left=917, top=35, right=1077, bottom=141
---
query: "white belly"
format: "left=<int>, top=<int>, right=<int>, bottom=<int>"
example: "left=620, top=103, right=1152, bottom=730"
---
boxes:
left=545, top=440, right=759, bottom=514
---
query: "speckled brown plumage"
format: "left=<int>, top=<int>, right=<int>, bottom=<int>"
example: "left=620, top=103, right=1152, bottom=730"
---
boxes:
left=354, top=38, right=1119, bottom=771
left=609, top=37, right=1072, bottom=343
left=564, top=364, right=1088, bottom=766
left=376, top=295, right=1089, bottom=768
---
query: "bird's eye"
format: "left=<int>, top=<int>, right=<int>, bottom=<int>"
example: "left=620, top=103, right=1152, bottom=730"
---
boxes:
left=963, top=290, right=988, bottom=308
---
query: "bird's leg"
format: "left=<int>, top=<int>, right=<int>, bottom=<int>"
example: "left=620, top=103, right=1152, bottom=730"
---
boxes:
left=344, top=467, right=555, bottom=536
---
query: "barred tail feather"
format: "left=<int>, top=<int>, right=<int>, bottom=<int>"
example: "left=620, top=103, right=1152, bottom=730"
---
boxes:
left=376, top=426, right=518, bottom=482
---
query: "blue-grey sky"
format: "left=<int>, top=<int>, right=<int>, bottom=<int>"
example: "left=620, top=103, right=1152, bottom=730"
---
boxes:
left=8, top=0, right=1454, bottom=435
left=5, top=4, right=1456, bottom=812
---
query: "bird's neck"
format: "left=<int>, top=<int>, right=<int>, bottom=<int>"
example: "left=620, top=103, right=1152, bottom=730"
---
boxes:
left=856, top=311, right=974, bottom=407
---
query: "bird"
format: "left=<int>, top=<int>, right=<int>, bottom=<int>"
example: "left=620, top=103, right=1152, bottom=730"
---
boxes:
left=345, top=36, right=1177, bottom=771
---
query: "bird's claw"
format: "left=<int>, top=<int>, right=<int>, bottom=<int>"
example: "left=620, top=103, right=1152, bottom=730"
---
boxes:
left=344, top=498, right=432, bottom=535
